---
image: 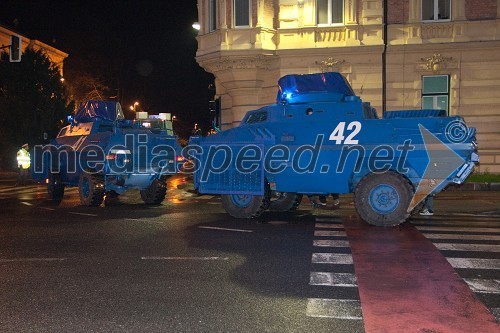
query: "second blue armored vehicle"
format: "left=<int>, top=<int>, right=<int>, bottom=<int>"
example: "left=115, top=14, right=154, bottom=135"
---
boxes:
left=189, top=72, right=479, bottom=226
left=32, top=101, right=183, bottom=206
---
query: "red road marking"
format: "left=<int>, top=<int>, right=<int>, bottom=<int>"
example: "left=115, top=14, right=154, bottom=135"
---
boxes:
left=344, top=221, right=499, bottom=333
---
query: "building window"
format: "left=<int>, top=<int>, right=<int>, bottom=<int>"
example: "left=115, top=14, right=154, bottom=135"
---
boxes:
left=209, top=0, right=217, bottom=32
left=422, top=0, right=451, bottom=22
left=422, top=75, right=449, bottom=114
left=234, top=0, right=250, bottom=27
left=317, top=0, right=344, bottom=25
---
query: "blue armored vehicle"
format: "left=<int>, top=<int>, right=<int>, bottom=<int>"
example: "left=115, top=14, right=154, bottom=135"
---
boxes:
left=32, top=101, right=183, bottom=206
left=189, top=73, right=479, bottom=226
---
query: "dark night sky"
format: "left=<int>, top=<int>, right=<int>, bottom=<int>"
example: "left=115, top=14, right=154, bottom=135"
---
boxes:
left=0, top=0, right=214, bottom=137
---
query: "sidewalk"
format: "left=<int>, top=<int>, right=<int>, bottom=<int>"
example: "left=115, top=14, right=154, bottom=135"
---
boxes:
left=447, top=182, right=500, bottom=191
left=308, top=190, right=500, bottom=218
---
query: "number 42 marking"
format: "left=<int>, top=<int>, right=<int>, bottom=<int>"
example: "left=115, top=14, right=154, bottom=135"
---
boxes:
left=329, top=121, right=362, bottom=144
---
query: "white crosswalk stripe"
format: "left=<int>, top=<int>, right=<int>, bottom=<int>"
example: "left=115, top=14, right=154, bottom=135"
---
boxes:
left=434, top=243, right=500, bottom=252
left=447, top=258, right=500, bottom=270
left=306, top=299, right=362, bottom=320
left=313, top=240, right=350, bottom=248
left=314, top=230, right=347, bottom=237
left=417, top=226, right=500, bottom=233
left=310, top=272, right=357, bottom=287
left=463, top=278, right=500, bottom=294
left=312, top=253, right=353, bottom=264
left=315, top=216, right=342, bottom=223
left=423, top=233, right=500, bottom=241
left=315, top=223, right=345, bottom=229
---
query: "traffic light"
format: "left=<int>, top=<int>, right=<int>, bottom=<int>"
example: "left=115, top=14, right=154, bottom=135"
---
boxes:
left=208, top=100, right=217, bottom=114
left=10, top=35, right=22, bottom=62
left=208, top=98, right=221, bottom=130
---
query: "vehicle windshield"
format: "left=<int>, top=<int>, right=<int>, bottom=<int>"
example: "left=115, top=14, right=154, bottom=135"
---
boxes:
left=138, top=119, right=165, bottom=130
left=136, top=119, right=174, bottom=135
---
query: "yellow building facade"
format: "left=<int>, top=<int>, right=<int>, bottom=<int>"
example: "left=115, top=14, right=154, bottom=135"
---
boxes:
left=195, top=0, right=500, bottom=173
left=0, top=24, right=68, bottom=75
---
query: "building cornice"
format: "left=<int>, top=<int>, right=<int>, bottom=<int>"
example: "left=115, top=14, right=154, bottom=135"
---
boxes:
left=0, top=25, right=68, bottom=59
left=201, top=54, right=275, bottom=72
left=276, top=44, right=385, bottom=56
left=387, top=40, right=500, bottom=53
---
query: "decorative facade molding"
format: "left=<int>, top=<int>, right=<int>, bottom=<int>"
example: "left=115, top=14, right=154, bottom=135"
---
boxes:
left=420, top=54, right=454, bottom=72
left=316, top=57, right=346, bottom=72
left=204, top=55, right=272, bottom=72
left=315, top=27, right=347, bottom=43
left=421, top=24, right=454, bottom=39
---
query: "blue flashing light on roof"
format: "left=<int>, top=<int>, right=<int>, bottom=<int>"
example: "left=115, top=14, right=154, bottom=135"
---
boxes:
left=276, top=72, right=355, bottom=104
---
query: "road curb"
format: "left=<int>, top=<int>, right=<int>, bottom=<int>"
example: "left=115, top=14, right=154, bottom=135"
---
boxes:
left=447, top=182, right=500, bottom=191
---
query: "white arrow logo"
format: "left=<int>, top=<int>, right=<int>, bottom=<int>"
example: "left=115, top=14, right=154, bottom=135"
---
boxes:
left=407, top=124, right=467, bottom=212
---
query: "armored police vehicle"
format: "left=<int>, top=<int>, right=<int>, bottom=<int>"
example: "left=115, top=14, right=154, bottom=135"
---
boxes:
left=32, top=101, right=183, bottom=206
left=189, top=73, right=478, bottom=226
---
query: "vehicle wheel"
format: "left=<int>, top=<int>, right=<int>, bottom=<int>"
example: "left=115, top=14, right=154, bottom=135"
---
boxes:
left=354, top=171, right=414, bottom=227
left=140, top=179, right=167, bottom=205
left=79, top=172, right=105, bottom=207
left=47, top=173, right=65, bottom=201
left=269, top=192, right=302, bottom=212
left=220, top=182, right=271, bottom=219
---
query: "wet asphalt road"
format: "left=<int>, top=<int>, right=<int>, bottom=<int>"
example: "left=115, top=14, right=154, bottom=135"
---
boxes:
left=0, top=176, right=499, bottom=332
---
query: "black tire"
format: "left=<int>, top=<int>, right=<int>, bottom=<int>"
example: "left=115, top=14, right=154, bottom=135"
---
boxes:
left=354, top=171, right=414, bottom=227
left=220, top=182, right=271, bottom=219
left=78, top=172, right=105, bottom=207
left=140, top=179, right=167, bottom=205
left=47, top=173, right=65, bottom=201
left=269, top=192, right=302, bottom=212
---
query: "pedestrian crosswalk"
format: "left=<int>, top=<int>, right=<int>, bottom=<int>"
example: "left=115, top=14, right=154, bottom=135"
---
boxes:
left=0, top=182, right=212, bottom=206
left=306, top=216, right=500, bottom=324
left=0, top=184, right=42, bottom=199
left=306, top=217, right=363, bottom=321
left=0, top=184, right=78, bottom=199
left=415, top=219, right=500, bottom=321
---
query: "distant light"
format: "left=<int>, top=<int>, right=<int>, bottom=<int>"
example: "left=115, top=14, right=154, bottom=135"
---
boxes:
left=130, top=102, right=140, bottom=112
left=60, top=77, right=65, bottom=82
left=192, top=22, right=200, bottom=30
